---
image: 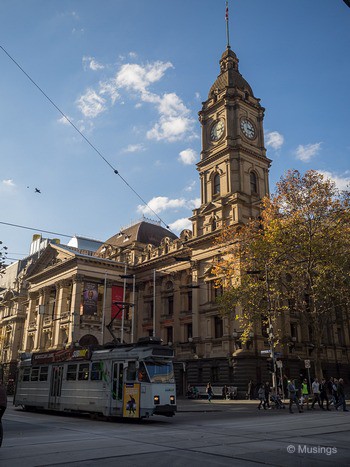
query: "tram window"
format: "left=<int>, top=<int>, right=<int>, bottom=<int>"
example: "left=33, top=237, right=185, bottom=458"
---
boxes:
left=91, top=362, right=102, bottom=381
left=67, top=364, right=77, bottom=381
left=23, top=368, right=30, bottom=382
left=126, top=362, right=136, bottom=381
left=78, top=363, right=90, bottom=381
left=31, top=367, right=39, bottom=381
left=138, top=362, right=149, bottom=382
left=39, top=366, right=49, bottom=381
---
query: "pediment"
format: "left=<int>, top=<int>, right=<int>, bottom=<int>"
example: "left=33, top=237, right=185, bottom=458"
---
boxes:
left=26, top=244, right=77, bottom=278
left=199, top=202, right=219, bottom=214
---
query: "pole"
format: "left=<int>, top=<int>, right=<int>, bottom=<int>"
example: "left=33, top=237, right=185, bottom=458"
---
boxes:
left=266, top=264, right=277, bottom=392
left=152, top=269, right=156, bottom=337
left=121, top=263, right=127, bottom=343
left=101, top=271, right=107, bottom=344
left=225, top=1, right=230, bottom=49
left=131, top=274, right=136, bottom=343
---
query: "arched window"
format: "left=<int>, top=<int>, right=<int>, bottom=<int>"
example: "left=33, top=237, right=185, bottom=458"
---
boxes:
left=213, top=173, right=220, bottom=195
left=250, top=172, right=258, bottom=194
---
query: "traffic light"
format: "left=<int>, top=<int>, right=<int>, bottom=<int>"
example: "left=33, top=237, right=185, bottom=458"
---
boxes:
left=267, top=358, right=274, bottom=373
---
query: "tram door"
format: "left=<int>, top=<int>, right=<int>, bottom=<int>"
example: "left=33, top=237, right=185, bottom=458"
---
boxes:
left=112, top=362, right=124, bottom=414
left=49, top=365, right=64, bottom=409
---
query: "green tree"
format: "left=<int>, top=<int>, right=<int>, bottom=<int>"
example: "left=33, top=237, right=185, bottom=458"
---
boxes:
left=214, top=170, right=350, bottom=379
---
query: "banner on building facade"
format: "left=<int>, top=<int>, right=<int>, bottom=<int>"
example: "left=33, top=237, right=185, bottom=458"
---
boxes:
left=111, top=285, right=124, bottom=319
left=83, top=282, right=98, bottom=315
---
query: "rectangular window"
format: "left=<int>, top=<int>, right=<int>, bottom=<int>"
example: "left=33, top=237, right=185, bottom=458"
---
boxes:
left=78, top=363, right=90, bottom=381
left=31, top=367, right=39, bottom=381
left=214, top=316, right=223, bottom=339
left=186, top=323, right=193, bottom=340
left=67, top=364, right=77, bottom=381
left=188, top=292, right=192, bottom=312
left=39, top=366, right=49, bottom=381
left=166, top=327, right=173, bottom=344
left=126, top=361, right=136, bottom=381
left=290, top=323, right=298, bottom=342
left=168, top=296, right=174, bottom=315
left=22, top=368, right=30, bottom=382
left=91, top=362, right=102, bottom=381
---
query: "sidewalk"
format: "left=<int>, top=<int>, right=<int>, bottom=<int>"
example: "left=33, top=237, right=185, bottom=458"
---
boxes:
left=176, top=397, right=260, bottom=412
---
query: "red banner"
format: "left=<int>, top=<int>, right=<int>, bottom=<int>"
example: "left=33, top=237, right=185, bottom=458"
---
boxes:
left=111, top=285, right=124, bottom=319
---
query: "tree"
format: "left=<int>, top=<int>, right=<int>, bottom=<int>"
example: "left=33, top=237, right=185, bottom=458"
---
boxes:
left=214, top=170, right=350, bottom=379
left=0, top=241, right=8, bottom=277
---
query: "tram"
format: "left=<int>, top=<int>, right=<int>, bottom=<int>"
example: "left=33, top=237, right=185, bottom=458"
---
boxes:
left=14, top=337, right=176, bottom=419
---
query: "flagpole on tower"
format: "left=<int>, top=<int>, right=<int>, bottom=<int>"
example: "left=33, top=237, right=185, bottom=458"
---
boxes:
left=225, top=0, right=230, bottom=49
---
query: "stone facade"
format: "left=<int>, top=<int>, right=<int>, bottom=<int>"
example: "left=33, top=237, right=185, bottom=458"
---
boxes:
left=1, top=46, right=349, bottom=395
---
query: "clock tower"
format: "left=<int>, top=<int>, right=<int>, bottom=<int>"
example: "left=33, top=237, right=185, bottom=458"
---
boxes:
left=191, top=46, right=271, bottom=238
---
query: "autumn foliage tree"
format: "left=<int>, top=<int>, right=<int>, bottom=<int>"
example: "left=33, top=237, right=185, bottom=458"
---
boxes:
left=214, top=170, right=350, bottom=379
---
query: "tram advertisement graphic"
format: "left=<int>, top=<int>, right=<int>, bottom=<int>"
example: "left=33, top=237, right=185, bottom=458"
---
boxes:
left=83, top=282, right=98, bottom=315
left=123, top=383, right=140, bottom=418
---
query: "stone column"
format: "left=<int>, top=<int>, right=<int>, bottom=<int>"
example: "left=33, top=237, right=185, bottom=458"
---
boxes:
left=22, top=292, right=38, bottom=351
left=34, top=288, right=50, bottom=350
left=101, top=279, right=113, bottom=345
left=52, top=281, right=69, bottom=348
left=68, top=275, right=83, bottom=345
left=191, top=264, right=200, bottom=339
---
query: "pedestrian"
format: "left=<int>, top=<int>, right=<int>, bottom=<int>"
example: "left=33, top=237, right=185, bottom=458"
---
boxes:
left=326, top=377, right=334, bottom=406
left=247, top=380, right=254, bottom=400
left=206, top=382, right=214, bottom=403
left=332, top=378, right=339, bottom=406
left=319, top=378, right=330, bottom=410
left=311, top=378, right=323, bottom=410
left=287, top=379, right=302, bottom=414
left=0, top=381, right=7, bottom=448
left=257, top=384, right=266, bottom=410
left=300, top=379, right=310, bottom=410
left=264, top=382, right=271, bottom=409
left=222, top=385, right=228, bottom=400
left=335, top=379, right=349, bottom=412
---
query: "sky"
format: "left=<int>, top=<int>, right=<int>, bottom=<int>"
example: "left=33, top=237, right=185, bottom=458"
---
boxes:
left=1, top=0, right=349, bottom=264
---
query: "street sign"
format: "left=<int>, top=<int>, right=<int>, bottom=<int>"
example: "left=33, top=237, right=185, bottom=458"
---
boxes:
left=304, top=359, right=311, bottom=369
left=260, top=350, right=271, bottom=355
left=276, top=360, right=283, bottom=368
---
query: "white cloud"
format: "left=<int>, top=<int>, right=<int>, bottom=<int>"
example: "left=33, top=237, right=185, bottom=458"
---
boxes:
left=99, top=80, right=119, bottom=104
left=57, top=116, right=70, bottom=125
left=122, top=144, right=145, bottom=153
left=295, top=142, right=322, bottom=162
left=317, top=170, right=350, bottom=191
left=184, top=181, right=196, bottom=192
left=128, top=51, right=137, bottom=59
left=2, top=179, right=15, bottom=187
left=265, top=131, right=284, bottom=150
left=76, top=89, right=107, bottom=117
left=138, top=196, right=187, bottom=215
left=179, top=148, right=197, bottom=165
left=115, top=61, right=173, bottom=93
left=137, top=196, right=200, bottom=216
left=169, top=217, right=192, bottom=233
left=82, top=56, right=105, bottom=71
left=195, top=92, right=201, bottom=100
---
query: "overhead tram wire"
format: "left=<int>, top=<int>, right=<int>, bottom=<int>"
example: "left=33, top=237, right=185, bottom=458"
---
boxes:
left=0, top=45, right=172, bottom=232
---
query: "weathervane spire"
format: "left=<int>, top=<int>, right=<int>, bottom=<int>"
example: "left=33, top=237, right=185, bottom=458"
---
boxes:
left=225, top=0, right=230, bottom=49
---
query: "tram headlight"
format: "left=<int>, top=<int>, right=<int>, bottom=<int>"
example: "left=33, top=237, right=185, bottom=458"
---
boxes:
left=154, top=395, right=160, bottom=405
left=170, top=395, right=175, bottom=405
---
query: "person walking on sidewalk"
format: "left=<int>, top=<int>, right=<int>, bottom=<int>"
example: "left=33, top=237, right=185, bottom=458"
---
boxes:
left=301, top=379, right=310, bottom=410
left=287, top=380, right=302, bottom=413
left=319, top=378, right=330, bottom=410
left=311, top=378, right=323, bottom=410
left=206, top=382, right=214, bottom=403
left=335, top=379, right=349, bottom=412
left=257, top=384, right=266, bottom=410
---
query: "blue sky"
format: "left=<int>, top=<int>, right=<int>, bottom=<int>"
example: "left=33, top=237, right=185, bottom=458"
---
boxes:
left=1, top=0, right=349, bottom=263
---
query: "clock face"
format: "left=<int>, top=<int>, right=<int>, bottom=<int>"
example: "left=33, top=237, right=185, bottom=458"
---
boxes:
left=210, top=120, right=225, bottom=141
left=240, top=119, right=256, bottom=139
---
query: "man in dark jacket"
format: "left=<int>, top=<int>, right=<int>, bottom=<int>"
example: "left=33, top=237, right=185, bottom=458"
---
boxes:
left=335, top=379, right=348, bottom=412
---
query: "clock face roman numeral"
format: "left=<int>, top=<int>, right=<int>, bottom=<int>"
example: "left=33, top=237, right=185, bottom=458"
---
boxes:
left=210, top=120, right=224, bottom=141
left=240, top=119, right=255, bottom=139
